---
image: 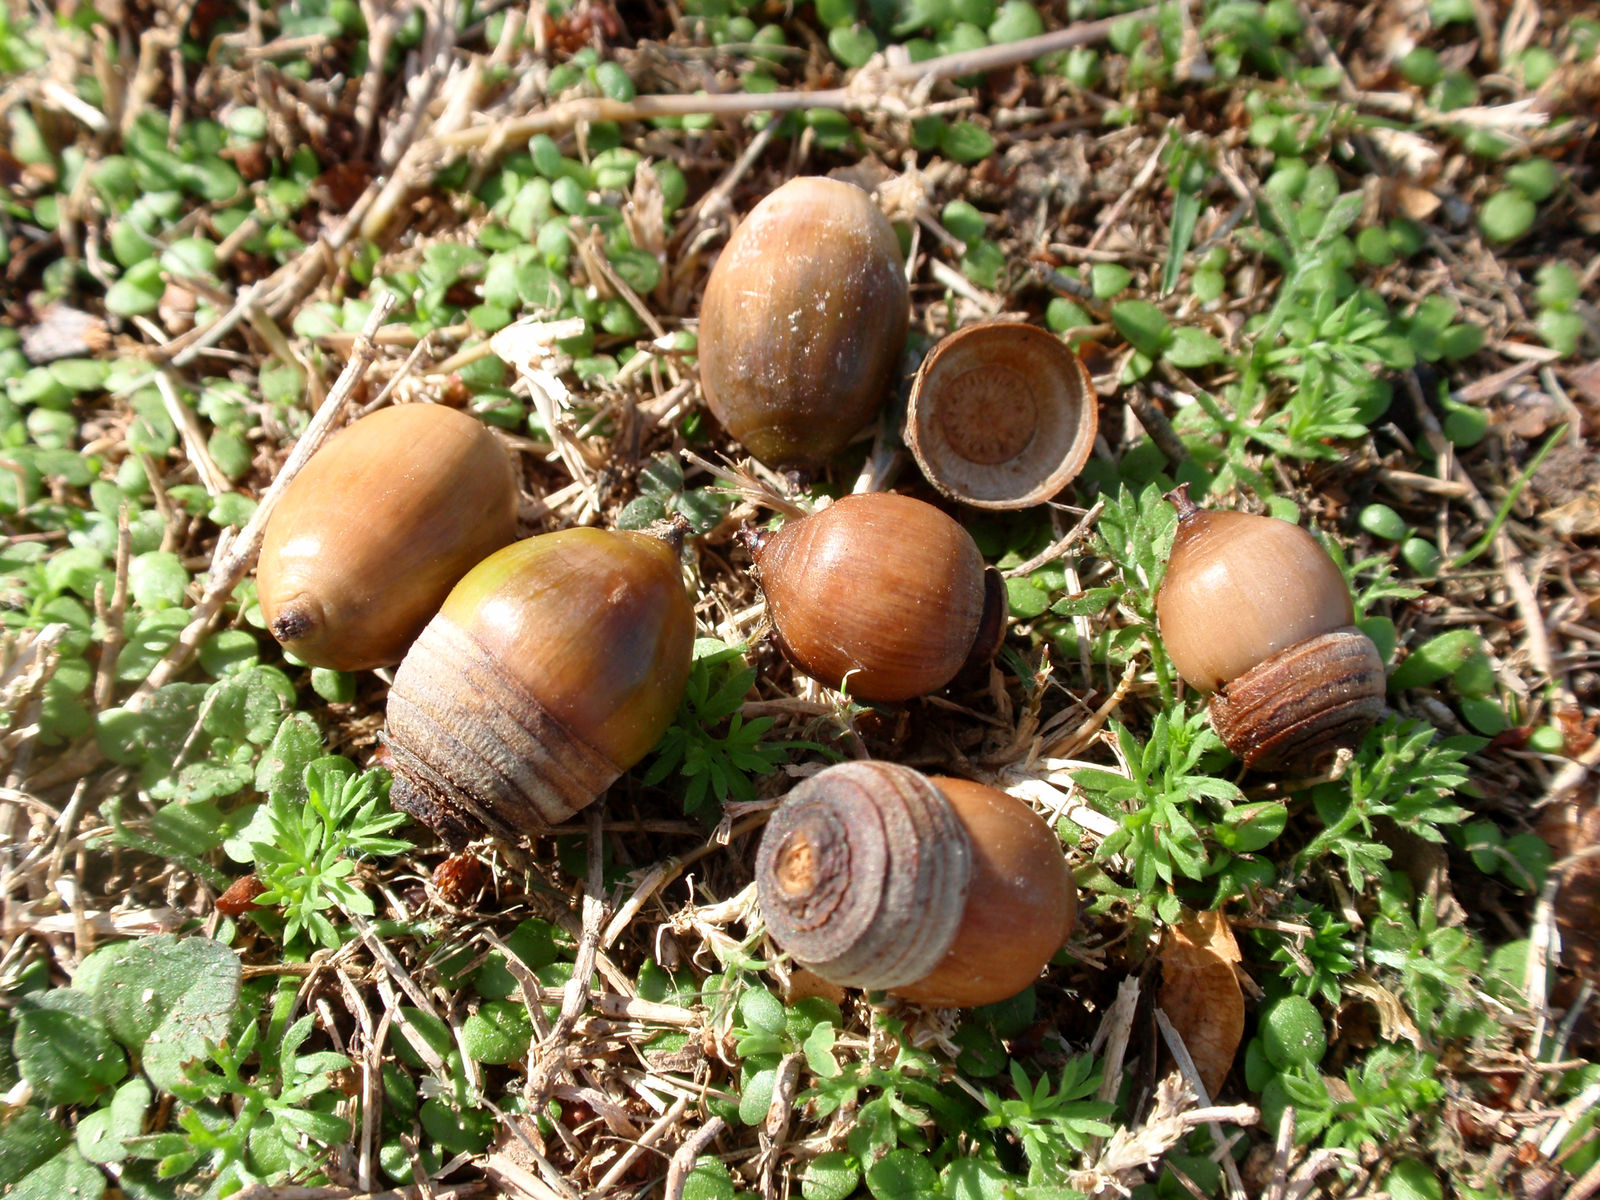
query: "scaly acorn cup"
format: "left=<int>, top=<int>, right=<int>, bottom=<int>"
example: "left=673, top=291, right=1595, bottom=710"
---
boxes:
left=1155, top=485, right=1386, bottom=771
left=257, top=404, right=518, bottom=671
left=383, top=526, right=696, bottom=845
left=744, top=492, right=1005, bottom=703
left=755, top=761, right=1076, bottom=1007
left=698, top=176, right=910, bottom=473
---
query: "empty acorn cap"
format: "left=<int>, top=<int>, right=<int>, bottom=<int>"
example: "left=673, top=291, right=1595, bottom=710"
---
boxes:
left=906, top=322, right=1098, bottom=510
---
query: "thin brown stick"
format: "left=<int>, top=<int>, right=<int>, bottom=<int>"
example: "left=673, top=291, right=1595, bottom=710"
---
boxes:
left=663, top=1117, right=727, bottom=1200
left=433, top=8, right=1161, bottom=151
left=1003, top=501, right=1104, bottom=578
left=593, top=1095, right=691, bottom=1194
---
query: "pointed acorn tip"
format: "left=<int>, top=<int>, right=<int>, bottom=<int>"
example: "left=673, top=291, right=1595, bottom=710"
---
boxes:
left=1163, top=482, right=1200, bottom=522
left=737, top=523, right=773, bottom=563
left=270, top=603, right=319, bottom=645
left=644, top=512, right=692, bottom=554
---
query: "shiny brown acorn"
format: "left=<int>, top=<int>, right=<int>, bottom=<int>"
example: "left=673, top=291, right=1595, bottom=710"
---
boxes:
left=258, top=404, right=518, bottom=671
left=755, top=761, right=1076, bottom=1007
left=744, top=492, right=1004, bottom=703
left=1156, top=485, right=1385, bottom=770
left=698, top=176, right=910, bottom=473
left=383, top=526, right=696, bottom=845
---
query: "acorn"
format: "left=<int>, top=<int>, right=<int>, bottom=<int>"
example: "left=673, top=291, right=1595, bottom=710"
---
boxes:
left=383, top=526, right=696, bottom=844
left=744, top=492, right=1004, bottom=703
left=1156, top=486, right=1386, bottom=770
left=755, top=761, right=1076, bottom=1007
left=906, top=322, right=1099, bottom=510
left=257, top=404, right=518, bottom=671
left=698, top=176, right=910, bottom=473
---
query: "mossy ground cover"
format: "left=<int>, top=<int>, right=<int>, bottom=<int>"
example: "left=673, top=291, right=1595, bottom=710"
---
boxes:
left=1, top=1, right=1597, bottom=1197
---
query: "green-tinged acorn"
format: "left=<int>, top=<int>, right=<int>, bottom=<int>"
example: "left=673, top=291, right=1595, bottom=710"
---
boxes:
left=383, top=527, right=695, bottom=844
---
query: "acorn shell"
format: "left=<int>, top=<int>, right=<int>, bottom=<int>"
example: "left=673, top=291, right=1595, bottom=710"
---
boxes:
left=894, top=776, right=1077, bottom=1008
left=906, top=323, right=1098, bottom=510
left=698, top=176, right=910, bottom=472
left=1156, top=497, right=1355, bottom=694
left=258, top=404, right=518, bottom=671
left=384, top=528, right=696, bottom=844
left=754, top=762, right=1075, bottom=1007
left=751, top=492, right=994, bottom=703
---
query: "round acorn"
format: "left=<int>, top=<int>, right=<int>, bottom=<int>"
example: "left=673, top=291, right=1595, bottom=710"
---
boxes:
left=698, top=176, right=910, bottom=473
left=744, top=492, right=1004, bottom=703
left=257, top=404, right=518, bottom=671
left=383, top=526, right=696, bottom=844
left=1156, top=486, right=1385, bottom=770
left=755, top=761, right=1076, bottom=1007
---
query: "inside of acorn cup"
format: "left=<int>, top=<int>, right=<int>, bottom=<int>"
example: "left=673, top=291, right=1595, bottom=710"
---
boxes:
left=908, top=323, right=1097, bottom=510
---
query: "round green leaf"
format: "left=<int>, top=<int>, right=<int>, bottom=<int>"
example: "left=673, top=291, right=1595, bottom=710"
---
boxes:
left=159, top=237, right=217, bottom=279
left=1389, top=629, right=1484, bottom=691
left=1384, top=1158, right=1443, bottom=1200
left=1527, top=724, right=1566, bottom=755
left=1400, top=537, right=1443, bottom=576
left=1046, top=297, right=1093, bottom=332
left=1536, top=310, right=1584, bottom=357
left=1477, top=190, right=1535, bottom=243
left=1090, top=262, right=1132, bottom=298
left=828, top=24, right=878, bottom=67
left=1258, top=994, right=1326, bottom=1068
left=593, top=61, right=635, bottom=102
left=802, top=1151, right=861, bottom=1200
left=1217, top=801, right=1287, bottom=853
left=1506, top=158, right=1559, bottom=202
left=104, top=260, right=165, bottom=317
left=311, top=667, right=357, bottom=703
left=815, top=0, right=857, bottom=29
left=941, top=199, right=986, bottom=246
left=461, top=1000, right=533, bottom=1064
left=737, top=1065, right=777, bottom=1126
left=1111, top=299, right=1173, bottom=357
left=1357, top=503, right=1407, bottom=541
left=865, top=1148, right=939, bottom=1199
left=938, top=120, right=995, bottom=163
left=14, top=997, right=127, bottom=1106
left=1164, top=325, right=1226, bottom=367
left=1398, top=47, right=1440, bottom=86
left=988, top=0, right=1043, bottom=42
left=199, top=629, right=260, bottom=677
left=1535, top=261, right=1581, bottom=310
left=129, top=551, right=189, bottom=610
left=419, top=1098, right=494, bottom=1154
left=683, top=1157, right=737, bottom=1200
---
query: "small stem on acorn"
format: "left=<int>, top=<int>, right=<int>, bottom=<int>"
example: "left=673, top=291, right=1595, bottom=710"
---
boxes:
left=1164, top=482, right=1200, bottom=522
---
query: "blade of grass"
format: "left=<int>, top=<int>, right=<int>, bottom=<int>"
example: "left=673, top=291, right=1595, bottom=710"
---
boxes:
left=1451, top=425, right=1563, bottom=568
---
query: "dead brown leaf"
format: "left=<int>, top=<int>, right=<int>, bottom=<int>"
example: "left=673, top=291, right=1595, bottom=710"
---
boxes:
left=1159, top=911, right=1245, bottom=1099
left=1567, top=361, right=1600, bottom=409
left=1344, top=974, right=1425, bottom=1049
left=1536, top=792, right=1600, bottom=983
left=1391, top=180, right=1442, bottom=219
left=1540, top=485, right=1600, bottom=537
